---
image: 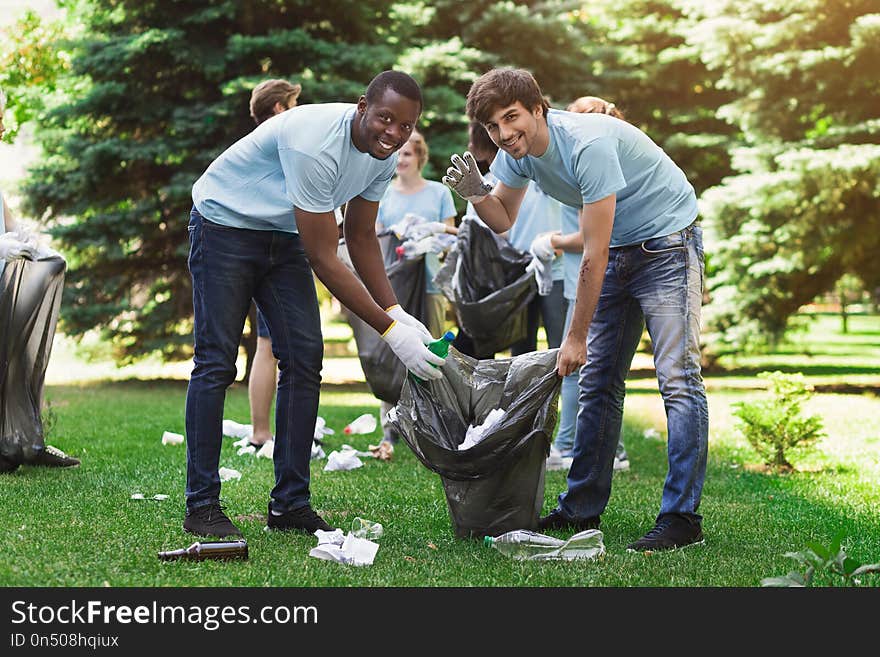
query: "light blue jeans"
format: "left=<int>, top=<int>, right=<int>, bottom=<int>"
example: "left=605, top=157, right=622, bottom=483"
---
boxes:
left=555, top=303, right=628, bottom=461
left=557, top=223, right=708, bottom=520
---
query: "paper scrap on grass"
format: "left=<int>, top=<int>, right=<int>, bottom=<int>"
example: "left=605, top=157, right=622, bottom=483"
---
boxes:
left=161, top=431, right=184, bottom=445
left=218, top=467, right=242, bottom=482
left=130, top=493, right=169, bottom=501
left=309, top=532, right=379, bottom=567
left=643, top=428, right=660, bottom=440
left=323, top=449, right=363, bottom=471
left=222, top=419, right=252, bottom=439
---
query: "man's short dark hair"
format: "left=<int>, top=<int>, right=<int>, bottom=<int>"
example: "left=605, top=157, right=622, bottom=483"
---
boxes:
left=466, top=68, right=551, bottom=125
left=365, top=70, right=422, bottom=110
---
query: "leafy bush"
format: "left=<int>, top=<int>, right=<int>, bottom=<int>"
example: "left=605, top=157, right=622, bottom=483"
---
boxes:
left=762, top=533, right=880, bottom=587
left=732, top=371, right=825, bottom=471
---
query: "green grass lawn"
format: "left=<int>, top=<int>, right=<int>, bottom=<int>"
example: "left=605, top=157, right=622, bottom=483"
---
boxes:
left=2, top=313, right=878, bottom=587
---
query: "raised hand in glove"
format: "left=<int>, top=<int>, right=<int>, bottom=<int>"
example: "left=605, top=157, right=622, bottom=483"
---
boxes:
left=382, top=321, right=445, bottom=381
left=530, top=231, right=559, bottom=261
left=386, top=304, right=434, bottom=343
left=0, top=233, right=38, bottom=262
left=443, top=151, right=493, bottom=203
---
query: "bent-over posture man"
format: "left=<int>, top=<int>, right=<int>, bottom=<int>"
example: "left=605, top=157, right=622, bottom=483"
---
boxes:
left=444, top=68, right=708, bottom=552
left=185, top=71, right=444, bottom=538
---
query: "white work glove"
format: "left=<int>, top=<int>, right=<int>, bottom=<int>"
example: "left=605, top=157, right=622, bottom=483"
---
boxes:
left=382, top=321, right=445, bottom=381
left=443, top=151, right=493, bottom=203
left=408, top=221, right=448, bottom=241
left=0, top=233, right=38, bottom=262
left=530, top=231, right=558, bottom=261
left=386, top=304, right=434, bottom=343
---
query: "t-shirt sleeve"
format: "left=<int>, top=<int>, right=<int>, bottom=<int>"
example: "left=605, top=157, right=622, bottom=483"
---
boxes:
left=574, top=137, right=626, bottom=204
left=360, top=160, right=396, bottom=202
left=489, top=152, right=531, bottom=189
left=280, top=148, right=336, bottom=213
left=438, top=185, right=456, bottom=220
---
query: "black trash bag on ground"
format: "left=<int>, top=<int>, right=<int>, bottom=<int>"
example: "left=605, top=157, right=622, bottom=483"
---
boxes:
left=434, top=217, right=536, bottom=357
left=343, top=231, right=427, bottom=404
left=390, top=347, right=561, bottom=538
left=0, top=257, right=66, bottom=473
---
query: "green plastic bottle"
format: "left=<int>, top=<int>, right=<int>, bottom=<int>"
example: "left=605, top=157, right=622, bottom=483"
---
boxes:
left=411, top=330, right=455, bottom=383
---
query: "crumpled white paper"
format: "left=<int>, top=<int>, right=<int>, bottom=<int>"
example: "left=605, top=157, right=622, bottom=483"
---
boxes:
left=323, top=449, right=363, bottom=471
left=130, top=493, right=169, bottom=501
left=161, top=431, right=184, bottom=445
left=222, top=419, right=253, bottom=439
left=218, top=467, right=242, bottom=482
left=308, top=531, right=379, bottom=566
left=460, top=408, right=506, bottom=451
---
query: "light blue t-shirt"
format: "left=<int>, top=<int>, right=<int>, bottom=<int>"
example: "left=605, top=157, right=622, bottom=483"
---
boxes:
left=376, top=180, right=456, bottom=294
left=490, top=109, right=697, bottom=247
left=560, top=205, right=580, bottom=301
left=193, top=104, right=396, bottom=232
left=506, top=181, right=564, bottom=281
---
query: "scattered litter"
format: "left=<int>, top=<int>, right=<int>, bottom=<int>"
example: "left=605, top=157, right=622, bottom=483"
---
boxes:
left=350, top=517, right=383, bottom=540
left=309, top=532, right=379, bottom=566
left=460, top=408, right=506, bottom=451
left=367, top=441, right=394, bottom=461
left=222, top=420, right=252, bottom=439
left=311, top=442, right=326, bottom=460
left=161, top=431, right=184, bottom=445
left=323, top=450, right=363, bottom=471
left=314, top=528, right=345, bottom=546
left=130, top=493, right=169, bottom=501
left=236, top=444, right=256, bottom=456
left=643, top=428, right=661, bottom=440
left=314, top=416, right=335, bottom=441
left=256, top=441, right=274, bottom=459
left=130, top=493, right=144, bottom=500
left=343, top=413, right=377, bottom=435
left=340, top=443, right=375, bottom=458
left=218, top=467, right=242, bottom=482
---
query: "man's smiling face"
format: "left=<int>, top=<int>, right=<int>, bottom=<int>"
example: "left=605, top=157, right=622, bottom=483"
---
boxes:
left=354, top=89, right=421, bottom=160
left=482, top=101, right=543, bottom=160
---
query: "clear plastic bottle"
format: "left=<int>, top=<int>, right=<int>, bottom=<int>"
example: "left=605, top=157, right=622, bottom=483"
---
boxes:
left=395, top=237, right=435, bottom=260
left=343, top=412, right=377, bottom=435
left=158, top=539, right=249, bottom=562
left=484, top=529, right=605, bottom=561
left=484, top=530, right=565, bottom=559
left=350, top=517, right=384, bottom=540
left=411, top=331, right=456, bottom=384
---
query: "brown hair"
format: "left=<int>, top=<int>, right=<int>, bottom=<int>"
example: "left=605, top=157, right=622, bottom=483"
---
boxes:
left=466, top=68, right=551, bottom=125
left=406, top=129, right=429, bottom=169
left=249, top=79, right=302, bottom=125
left=566, top=95, right=625, bottom=120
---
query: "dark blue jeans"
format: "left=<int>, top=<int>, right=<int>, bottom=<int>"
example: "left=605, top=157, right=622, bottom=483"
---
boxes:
left=185, top=209, right=323, bottom=513
left=558, top=223, right=709, bottom=521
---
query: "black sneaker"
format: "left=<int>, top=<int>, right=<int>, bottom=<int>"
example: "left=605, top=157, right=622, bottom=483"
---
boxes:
left=183, top=502, right=243, bottom=538
left=266, top=503, right=334, bottom=533
left=626, top=513, right=704, bottom=552
left=30, top=445, right=80, bottom=468
left=538, top=508, right=600, bottom=532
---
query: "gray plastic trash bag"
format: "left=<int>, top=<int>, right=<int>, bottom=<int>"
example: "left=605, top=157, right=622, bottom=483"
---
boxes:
left=435, top=217, right=536, bottom=357
left=1, top=256, right=66, bottom=472
left=344, top=231, right=427, bottom=404
left=390, top=347, right=561, bottom=539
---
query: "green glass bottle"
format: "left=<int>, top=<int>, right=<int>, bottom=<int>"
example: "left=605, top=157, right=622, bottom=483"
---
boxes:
left=411, top=330, right=455, bottom=384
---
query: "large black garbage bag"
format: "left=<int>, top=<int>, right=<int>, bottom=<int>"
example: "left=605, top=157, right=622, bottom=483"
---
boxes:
left=0, top=257, right=66, bottom=473
left=344, top=232, right=427, bottom=404
left=390, top=347, right=561, bottom=539
left=435, top=217, right=536, bottom=357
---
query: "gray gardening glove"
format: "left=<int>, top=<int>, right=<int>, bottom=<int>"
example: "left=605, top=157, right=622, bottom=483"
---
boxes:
left=443, top=151, right=493, bottom=203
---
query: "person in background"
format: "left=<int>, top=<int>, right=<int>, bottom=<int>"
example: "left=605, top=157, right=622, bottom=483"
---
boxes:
left=446, top=68, right=707, bottom=552
left=0, top=89, right=79, bottom=470
left=245, top=78, right=302, bottom=449
left=375, top=129, right=456, bottom=445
